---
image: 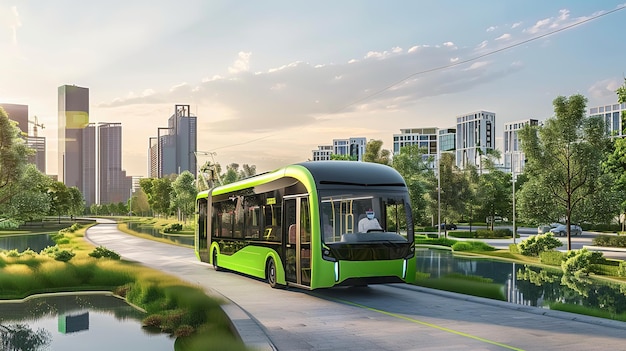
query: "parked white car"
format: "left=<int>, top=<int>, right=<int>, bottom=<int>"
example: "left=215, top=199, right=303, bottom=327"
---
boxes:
left=537, top=223, right=560, bottom=234
left=549, top=224, right=583, bottom=236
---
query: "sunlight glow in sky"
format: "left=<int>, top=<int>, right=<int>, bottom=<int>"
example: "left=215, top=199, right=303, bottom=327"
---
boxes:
left=2, top=0, right=625, bottom=176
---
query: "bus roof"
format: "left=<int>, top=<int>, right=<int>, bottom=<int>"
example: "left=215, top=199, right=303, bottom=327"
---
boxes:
left=197, top=161, right=407, bottom=198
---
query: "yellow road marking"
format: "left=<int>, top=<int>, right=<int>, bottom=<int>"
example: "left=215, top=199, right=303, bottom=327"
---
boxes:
left=318, top=294, right=524, bottom=351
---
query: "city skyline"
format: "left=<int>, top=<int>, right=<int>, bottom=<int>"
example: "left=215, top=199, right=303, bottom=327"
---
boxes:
left=2, top=1, right=626, bottom=176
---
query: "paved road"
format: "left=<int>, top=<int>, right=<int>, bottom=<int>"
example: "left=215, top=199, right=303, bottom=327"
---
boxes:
left=86, top=220, right=626, bottom=351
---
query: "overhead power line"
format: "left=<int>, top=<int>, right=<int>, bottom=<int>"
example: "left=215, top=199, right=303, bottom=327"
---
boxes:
left=336, top=4, right=626, bottom=113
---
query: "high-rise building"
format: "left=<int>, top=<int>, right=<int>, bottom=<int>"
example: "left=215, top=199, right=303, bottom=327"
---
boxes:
left=58, top=85, right=95, bottom=205
left=312, top=145, right=333, bottom=161
left=0, top=103, right=47, bottom=173
left=392, top=128, right=438, bottom=155
left=149, top=105, right=197, bottom=178
left=98, top=122, right=131, bottom=204
left=503, top=119, right=539, bottom=174
left=438, top=128, right=456, bottom=153
left=588, top=102, right=626, bottom=137
left=456, top=110, right=495, bottom=169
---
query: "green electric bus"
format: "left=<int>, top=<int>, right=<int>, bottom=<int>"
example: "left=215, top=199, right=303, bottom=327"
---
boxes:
left=195, top=161, right=416, bottom=289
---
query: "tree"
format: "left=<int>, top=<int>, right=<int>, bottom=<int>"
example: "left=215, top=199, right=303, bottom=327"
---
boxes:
left=129, top=188, right=151, bottom=216
left=0, top=107, right=33, bottom=206
left=330, top=154, right=356, bottom=161
left=363, top=139, right=391, bottom=165
left=171, top=171, right=197, bottom=222
left=476, top=164, right=512, bottom=230
left=427, top=152, right=471, bottom=228
left=603, top=79, right=626, bottom=230
left=240, top=164, right=257, bottom=179
left=2, top=164, right=52, bottom=222
left=222, top=163, right=240, bottom=185
left=48, top=181, right=72, bottom=222
left=67, top=186, right=85, bottom=219
left=519, top=94, right=610, bottom=250
left=139, top=177, right=173, bottom=217
left=392, top=145, right=432, bottom=225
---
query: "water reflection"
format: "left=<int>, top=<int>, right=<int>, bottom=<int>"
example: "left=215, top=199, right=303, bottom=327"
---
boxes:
left=0, top=294, right=173, bottom=351
left=126, top=222, right=193, bottom=246
left=416, top=249, right=626, bottom=319
left=0, top=233, right=55, bottom=252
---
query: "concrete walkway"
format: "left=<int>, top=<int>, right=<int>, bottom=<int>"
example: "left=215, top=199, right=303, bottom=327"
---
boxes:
left=86, top=220, right=626, bottom=351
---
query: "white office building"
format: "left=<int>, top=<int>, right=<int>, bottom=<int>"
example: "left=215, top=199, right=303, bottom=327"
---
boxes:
left=503, top=119, right=539, bottom=174
left=588, top=102, right=626, bottom=137
left=456, top=110, right=495, bottom=169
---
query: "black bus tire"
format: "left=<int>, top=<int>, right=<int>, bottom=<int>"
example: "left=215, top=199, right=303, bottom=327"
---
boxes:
left=267, top=258, right=279, bottom=288
left=212, top=249, right=222, bottom=271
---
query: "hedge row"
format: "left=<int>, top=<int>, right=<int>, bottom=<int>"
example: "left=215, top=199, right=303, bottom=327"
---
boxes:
left=592, top=235, right=626, bottom=248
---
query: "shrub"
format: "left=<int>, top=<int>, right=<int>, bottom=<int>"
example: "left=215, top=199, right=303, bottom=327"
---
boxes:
left=0, top=219, right=21, bottom=229
left=58, top=223, right=82, bottom=234
left=561, top=248, right=604, bottom=277
left=539, top=251, right=564, bottom=266
left=476, top=228, right=512, bottom=238
left=89, top=246, right=121, bottom=260
left=618, top=261, right=626, bottom=277
left=517, top=233, right=563, bottom=256
left=592, top=235, right=626, bottom=248
left=415, top=237, right=458, bottom=247
left=163, top=223, right=183, bottom=233
left=451, top=242, right=472, bottom=251
left=53, top=250, right=76, bottom=262
left=508, top=244, right=519, bottom=254
left=452, top=241, right=496, bottom=252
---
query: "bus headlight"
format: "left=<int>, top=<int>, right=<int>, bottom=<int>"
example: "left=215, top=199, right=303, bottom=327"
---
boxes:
left=402, top=259, right=407, bottom=279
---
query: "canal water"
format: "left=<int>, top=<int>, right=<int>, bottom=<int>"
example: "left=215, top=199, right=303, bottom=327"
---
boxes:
left=0, top=294, right=173, bottom=350
left=126, top=222, right=194, bottom=246
left=416, top=249, right=626, bottom=317
left=0, top=233, right=55, bottom=252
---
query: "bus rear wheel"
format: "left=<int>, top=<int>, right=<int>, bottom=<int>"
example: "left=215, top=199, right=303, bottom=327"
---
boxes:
left=212, top=250, right=222, bottom=271
left=267, top=258, right=279, bottom=288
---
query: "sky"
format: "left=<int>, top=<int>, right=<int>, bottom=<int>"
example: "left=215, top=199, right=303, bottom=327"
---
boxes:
left=2, top=0, right=626, bottom=177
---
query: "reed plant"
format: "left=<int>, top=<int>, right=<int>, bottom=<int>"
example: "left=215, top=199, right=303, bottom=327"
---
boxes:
left=0, top=223, right=246, bottom=350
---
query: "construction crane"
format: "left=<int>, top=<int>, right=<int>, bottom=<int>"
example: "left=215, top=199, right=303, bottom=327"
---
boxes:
left=28, top=116, right=45, bottom=137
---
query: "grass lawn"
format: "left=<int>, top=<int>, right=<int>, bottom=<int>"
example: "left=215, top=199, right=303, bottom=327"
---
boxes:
left=0, top=222, right=247, bottom=350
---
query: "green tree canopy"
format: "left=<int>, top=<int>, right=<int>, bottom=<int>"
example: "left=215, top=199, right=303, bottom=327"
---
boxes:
left=392, top=144, right=431, bottom=225
left=363, top=139, right=391, bottom=165
left=171, top=171, right=198, bottom=222
left=519, top=94, right=611, bottom=249
left=0, top=107, right=33, bottom=206
left=1, top=164, right=52, bottom=222
left=139, top=177, right=173, bottom=217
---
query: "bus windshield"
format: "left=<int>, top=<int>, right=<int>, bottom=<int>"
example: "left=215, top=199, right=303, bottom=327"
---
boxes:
left=319, top=191, right=412, bottom=244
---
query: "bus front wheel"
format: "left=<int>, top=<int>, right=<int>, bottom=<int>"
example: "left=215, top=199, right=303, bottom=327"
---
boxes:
left=212, top=250, right=222, bottom=271
left=267, top=258, right=279, bottom=288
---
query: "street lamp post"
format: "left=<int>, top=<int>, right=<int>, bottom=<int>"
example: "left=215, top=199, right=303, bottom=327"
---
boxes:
left=512, top=170, right=516, bottom=244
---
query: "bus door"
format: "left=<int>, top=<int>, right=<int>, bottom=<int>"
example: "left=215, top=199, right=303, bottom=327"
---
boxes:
left=284, top=195, right=311, bottom=287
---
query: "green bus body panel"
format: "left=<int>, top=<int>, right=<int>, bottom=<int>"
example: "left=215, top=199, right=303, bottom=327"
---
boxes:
left=197, top=161, right=414, bottom=289
left=312, top=257, right=416, bottom=288
left=210, top=242, right=287, bottom=285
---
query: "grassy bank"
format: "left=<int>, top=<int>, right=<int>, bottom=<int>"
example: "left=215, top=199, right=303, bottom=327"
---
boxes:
left=0, top=223, right=247, bottom=350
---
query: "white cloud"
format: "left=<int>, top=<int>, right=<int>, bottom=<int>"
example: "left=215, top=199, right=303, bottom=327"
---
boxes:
left=588, top=78, right=623, bottom=100
left=486, top=26, right=497, bottom=32
left=511, top=21, right=522, bottom=29
left=465, top=61, right=489, bottom=70
left=100, top=44, right=521, bottom=136
left=495, top=33, right=512, bottom=41
left=476, top=40, right=488, bottom=49
left=443, top=41, right=455, bottom=47
left=525, top=18, right=551, bottom=34
left=228, top=51, right=252, bottom=74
